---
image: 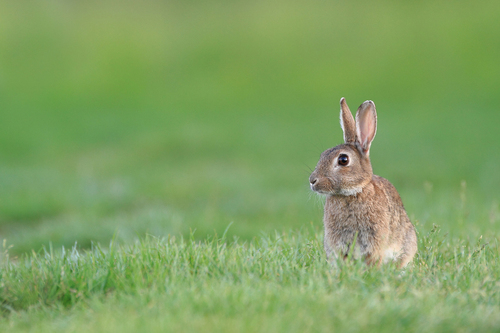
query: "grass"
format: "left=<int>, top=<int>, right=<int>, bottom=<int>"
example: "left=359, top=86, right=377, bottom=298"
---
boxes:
left=1, top=226, right=499, bottom=332
left=1, top=0, right=500, bottom=331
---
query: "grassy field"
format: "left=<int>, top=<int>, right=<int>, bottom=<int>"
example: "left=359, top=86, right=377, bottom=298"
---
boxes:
left=1, top=0, right=500, bottom=331
left=1, top=228, right=499, bottom=332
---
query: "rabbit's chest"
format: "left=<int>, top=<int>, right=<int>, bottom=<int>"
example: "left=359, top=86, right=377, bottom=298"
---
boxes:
left=326, top=221, right=375, bottom=257
left=323, top=197, right=382, bottom=256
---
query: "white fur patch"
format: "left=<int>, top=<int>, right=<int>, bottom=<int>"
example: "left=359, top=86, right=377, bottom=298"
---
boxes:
left=383, top=248, right=400, bottom=263
left=338, top=187, right=363, bottom=196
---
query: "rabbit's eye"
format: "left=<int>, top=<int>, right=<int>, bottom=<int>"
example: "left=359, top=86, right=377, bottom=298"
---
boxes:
left=338, top=154, right=349, bottom=166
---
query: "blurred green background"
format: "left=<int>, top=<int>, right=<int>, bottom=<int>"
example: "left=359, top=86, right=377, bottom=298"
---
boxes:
left=1, top=0, right=499, bottom=254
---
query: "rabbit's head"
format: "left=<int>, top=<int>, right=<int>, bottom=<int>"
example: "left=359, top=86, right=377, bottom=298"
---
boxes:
left=309, top=98, right=377, bottom=196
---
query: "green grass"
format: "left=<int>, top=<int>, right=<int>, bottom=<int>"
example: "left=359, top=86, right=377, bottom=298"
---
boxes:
left=1, top=0, right=500, bottom=331
left=1, top=227, right=499, bottom=332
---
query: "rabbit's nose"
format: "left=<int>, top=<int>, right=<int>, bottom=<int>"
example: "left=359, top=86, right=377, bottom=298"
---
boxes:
left=310, top=177, right=318, bottom=185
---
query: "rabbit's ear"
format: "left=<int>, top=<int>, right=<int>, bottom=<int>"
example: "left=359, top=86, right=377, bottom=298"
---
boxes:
left=355, top=100, right=377, bottom=155
left=339, top=97, right=357, bottom=144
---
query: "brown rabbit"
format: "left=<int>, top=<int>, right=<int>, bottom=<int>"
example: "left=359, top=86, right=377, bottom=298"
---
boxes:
left=309, top=98, right=417, bottom=268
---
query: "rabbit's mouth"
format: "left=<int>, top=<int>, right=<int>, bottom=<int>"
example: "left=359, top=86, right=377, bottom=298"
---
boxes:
left=311, top=186, right=331, bottom=195
left=310, top=177, right=363, bottom=196
left=310, top=178, right=335, bottom=195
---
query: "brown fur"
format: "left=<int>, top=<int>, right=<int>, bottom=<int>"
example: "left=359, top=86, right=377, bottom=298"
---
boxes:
left=309, top=98, right=417, bottom=268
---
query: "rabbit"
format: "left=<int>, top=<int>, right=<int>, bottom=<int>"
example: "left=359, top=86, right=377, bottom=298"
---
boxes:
left=309, top=98, right=417, bottom=268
